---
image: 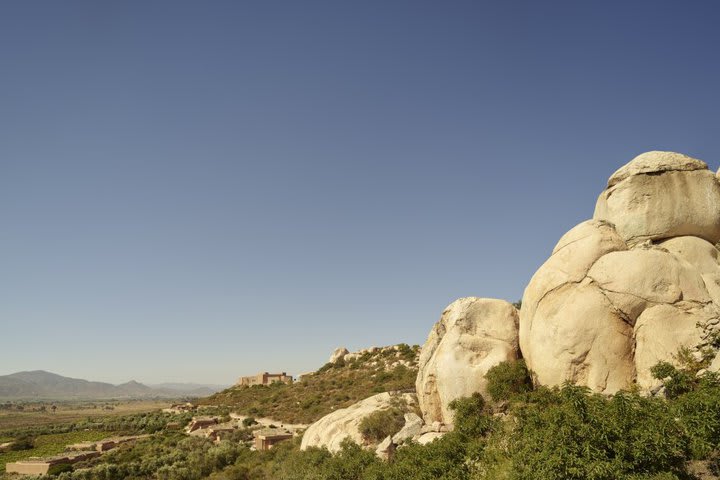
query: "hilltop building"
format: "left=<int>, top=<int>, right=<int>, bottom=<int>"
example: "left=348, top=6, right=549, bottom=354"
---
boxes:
left=186, top=416, right=219, bottom=433
left=5, top=452, right=100, bottom=475
left=253, top=428, right=293, bottom=451
left=236, top=372, right=293, bottom=387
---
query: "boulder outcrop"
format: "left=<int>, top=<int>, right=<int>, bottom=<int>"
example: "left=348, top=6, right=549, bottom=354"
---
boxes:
left=521, top=151, right=720, bottom=394
left=416, top=298, right=519, bottom=425
left=300, top=392, right=417, bottom=453
left=594, top=151, right=720, bottom=245
left=329, top=347, right=349, bottom=364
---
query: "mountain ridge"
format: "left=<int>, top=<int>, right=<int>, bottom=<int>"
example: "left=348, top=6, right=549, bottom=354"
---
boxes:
left=0, top=370, right=226, bottom=400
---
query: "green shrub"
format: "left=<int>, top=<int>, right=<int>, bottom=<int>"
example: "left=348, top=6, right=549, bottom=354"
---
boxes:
left=484, top=360, right=532, bottom=402
left=509, top=385, right=689, bottom=480
left=651, top=361, right=696, bottom=399
left=358, top=408, right=405, bottom=444
left=48, top=463, right=74, bottom=475
left=242, top=417, right=257, bottom=428
left=448, top=393, right=493, bottom=438
left=9, top=435, right=34, bottom=450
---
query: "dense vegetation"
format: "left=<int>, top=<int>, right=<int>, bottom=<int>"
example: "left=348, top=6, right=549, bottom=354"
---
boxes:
left=200, top=345, right=419, bottom=424
left=358, top=405, right=406, bottom=444
left=0, top=409, right=222, bottom=474
left=42, top=358, right=720, bottom=480
left=6, top=346, right=720, bottom=480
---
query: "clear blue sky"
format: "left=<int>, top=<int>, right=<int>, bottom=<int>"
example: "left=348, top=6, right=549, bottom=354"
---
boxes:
left=2, top=1, right=719, bottom=385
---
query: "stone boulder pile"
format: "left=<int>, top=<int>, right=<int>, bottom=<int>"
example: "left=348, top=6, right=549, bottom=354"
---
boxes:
left=521, top=151, right=720, bottom=393
left=301, top=151, right=720, bottom=458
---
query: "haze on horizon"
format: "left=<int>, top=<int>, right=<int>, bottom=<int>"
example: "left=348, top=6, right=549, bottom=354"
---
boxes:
left=2, top=0, right=720, bottom=385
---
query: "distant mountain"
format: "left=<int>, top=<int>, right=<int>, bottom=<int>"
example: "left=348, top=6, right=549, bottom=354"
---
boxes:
left=148, top=383, right=228, bottom=397
left=0, top=371, right=224, bottom=400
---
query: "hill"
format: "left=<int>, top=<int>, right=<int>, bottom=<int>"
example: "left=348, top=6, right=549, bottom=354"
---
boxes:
left=199, top=344, right=420, bottom=424
left=0, top=371, right=224, bottom=400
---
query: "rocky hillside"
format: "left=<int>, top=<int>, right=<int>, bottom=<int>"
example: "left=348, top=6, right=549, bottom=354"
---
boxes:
left=295, top=151, right=720, bottom=464
left=199, top=344, right=420, bottom=424
left=192, top=151, right=720, bottom=479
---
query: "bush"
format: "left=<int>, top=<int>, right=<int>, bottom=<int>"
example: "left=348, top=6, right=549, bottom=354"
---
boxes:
left=241, top=417, right=257, bottom=428
left=651, top=361, right=695, bottom=398
left=358, top=408, right=405, bottom=443
left=484, top=360, right=532, bottom=402
left=509, top=385, right=690, bottom=480
left=448, top=393, right=493, bottom=438
left=10, top=435, right=35, bottom=450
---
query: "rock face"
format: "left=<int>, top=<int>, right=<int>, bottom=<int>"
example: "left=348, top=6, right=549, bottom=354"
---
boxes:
left=391, top=413, right=423, bottom=444
left=300, top=392, right=417, bottom=453
left=594, top=151, right=720, bottom=245
left=416, top=298, right=519, bottom=425
left=521, top=152, right=720, bottom=394
left=329, top=347, right=349, bottom=364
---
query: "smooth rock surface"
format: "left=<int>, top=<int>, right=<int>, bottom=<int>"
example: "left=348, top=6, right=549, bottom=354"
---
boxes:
left=392, top=413, right=423, bottom=444
left=520, top=152, right=720, bottom=394
left=606, top=151, right=707, bottom=187
left=416, top=432, right=445, bottom=445
left=594, top=152, right=720, bottom=245
left=300, top=392, right=416, bottom=453
left=416, top=298, right=519, bottom=425
left=522, top=280, right=634, bottom=394
left=634, top=304, right=705, bottom=389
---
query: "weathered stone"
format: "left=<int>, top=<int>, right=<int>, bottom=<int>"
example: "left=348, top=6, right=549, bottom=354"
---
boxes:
left=522, top=280, right=634, bottom=394
left=587, top=247, right=711, bottom=323
left=329, top=347, right=349, bottom=364
left=594, top=152, right=720, bottom=245
left=391, top=413, right=423, bottom=444
left=634, top=304, right=706, bottom=390
left=300, top=392, right=416, bottom=453
left=606, top=151, right=707, bottom=188
left=375, top=436, right=394, bottom=460
left=416, top=298, right=519, bottom=425
left=661, top=236, right=720, bottom=274
left=416, top=432, right=445, bottom=445
left=709, top=354, right=720, bottom=373
left=521, top=220, right=627, bottom=328
left=520, top=152, right=720, bottom=394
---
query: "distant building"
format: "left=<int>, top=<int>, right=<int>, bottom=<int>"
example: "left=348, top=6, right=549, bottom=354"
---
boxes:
left=67, top=435, right=148, bottom=453
left=205, top=424, right=238, bottom=443
left=236, top=372, right=293, bottom=387
left=5, top=451, right=100, bottom=475
left=186, top=416, right=219, bottom=433
left=253, top=428, right=293, bottom=451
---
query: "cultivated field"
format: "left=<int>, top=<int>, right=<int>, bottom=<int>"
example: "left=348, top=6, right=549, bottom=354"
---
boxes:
left=0, top=400, right=166, bottom=432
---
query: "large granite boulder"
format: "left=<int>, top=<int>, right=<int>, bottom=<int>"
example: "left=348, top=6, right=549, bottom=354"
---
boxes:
left=594, top=151, right=720, bottom=245
left=520, top=152, right=720, bottom=394
left=300, top=392, right=417, bottom=453
left=416, top=298, right=519, bottom=425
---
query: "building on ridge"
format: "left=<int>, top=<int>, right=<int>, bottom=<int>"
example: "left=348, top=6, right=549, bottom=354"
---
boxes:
left=236, top=372, right=293, bottom=387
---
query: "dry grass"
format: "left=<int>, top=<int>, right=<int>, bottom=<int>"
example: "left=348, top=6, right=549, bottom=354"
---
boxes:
left=0, top=400, right=166, bottom=433
left=0, top=430, right=116, bottom=472
left=200, top=345, right=419, bottom=424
